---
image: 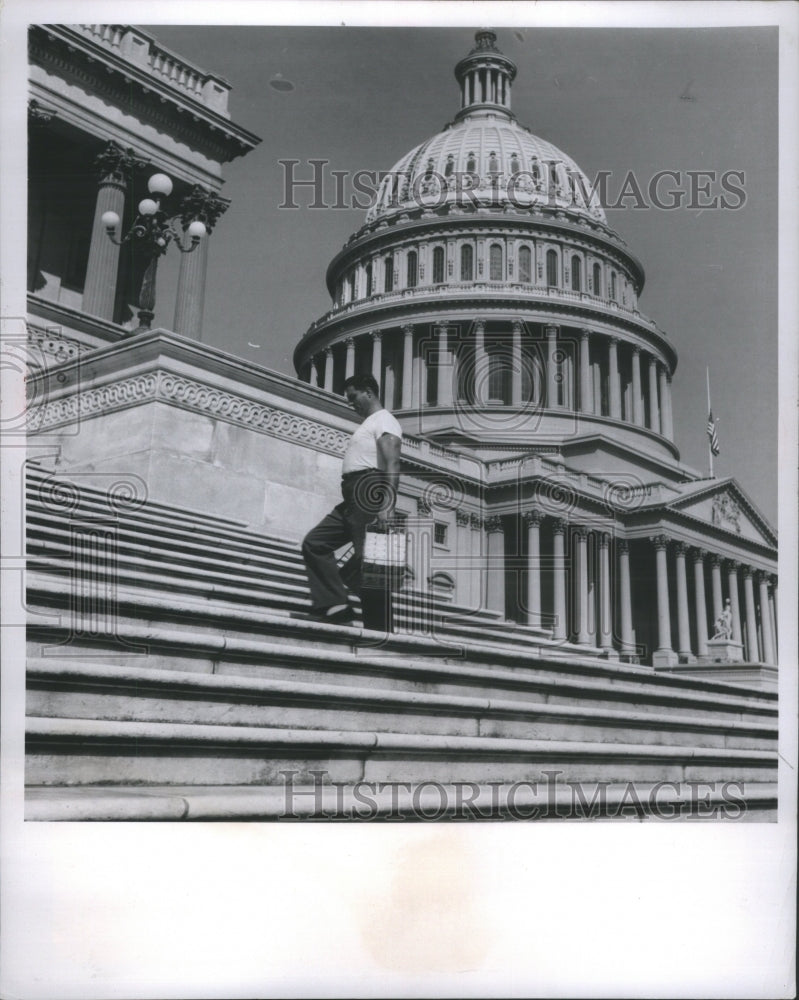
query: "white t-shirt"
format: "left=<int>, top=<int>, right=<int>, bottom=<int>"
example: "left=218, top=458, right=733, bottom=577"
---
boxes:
left=342, top=409, right=403, bottom=474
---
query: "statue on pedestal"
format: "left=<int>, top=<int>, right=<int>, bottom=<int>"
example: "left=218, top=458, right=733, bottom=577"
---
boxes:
left=712, top=598, right=733, bottom=640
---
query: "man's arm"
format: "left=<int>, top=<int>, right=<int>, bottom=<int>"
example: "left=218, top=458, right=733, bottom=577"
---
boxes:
left=376, top=432, right=401, bottom=520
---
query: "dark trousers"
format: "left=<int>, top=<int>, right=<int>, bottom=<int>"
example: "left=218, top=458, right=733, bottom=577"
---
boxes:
left=301, top=470, right=393, bottom=632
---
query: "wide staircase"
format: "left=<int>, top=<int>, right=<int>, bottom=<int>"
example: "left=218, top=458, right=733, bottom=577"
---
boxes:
left=24, top=465, right=779, bottom=820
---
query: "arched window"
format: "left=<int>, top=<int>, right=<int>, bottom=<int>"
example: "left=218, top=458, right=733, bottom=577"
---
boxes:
left=432, top=246, right=445, bottom=284
left=347, top=272, right=356, bottom=301
left=531, top=159, right=541, bottom=183
left=384, top=255, right=394, bottom=292
left=510, top=153, right=520, bottom=176
left=424, top=158, right=435, bottom=181
left=466, top=152, right=476, bottom=174
left=488, top=152, right=499, bottom=175
left=407, top=250, right=418, bottom=288
left=460, top=244, right=474, bottom=281
left=571, top=255, right=581, bottom=292
left=365, top=262, right=373, bottom=298
left=489, top=243, right=503, bottom=281
left=610, top=272, right=617, bottom=301
left=592, top=263, right=601, bottom=297
left=546, top=249, right=558, bottom=287
left=519, top=245, right=532, bottom=284
left=444, top=156, right=454, bottom=178
left=549, top=162, right=560, bottom=191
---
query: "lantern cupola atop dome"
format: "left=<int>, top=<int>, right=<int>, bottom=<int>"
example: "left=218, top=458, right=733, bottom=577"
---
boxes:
left=454, top=28, right=517, bottom=121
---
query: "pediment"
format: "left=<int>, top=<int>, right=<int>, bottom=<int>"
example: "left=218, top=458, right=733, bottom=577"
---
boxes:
left=667, top=480, right=776, bottom=547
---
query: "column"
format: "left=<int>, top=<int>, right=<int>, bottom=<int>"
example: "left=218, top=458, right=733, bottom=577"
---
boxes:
left=742, top=567, right=758, bottom=662
left=631, top=346, right=644, bottom=426
left=658, top=366, right=673, bottom=440
left=710, top=554, right=723, bottom=621
left=344, top=338, right=355, bottom=380
left=552, top=519, right=567, bottom=641
left=576, top=526, right=590, bottom=644
left=455, top=510, right=470, bottom=606
left=436, top=323, right=454, bottom=407
left=173, top=187, right=228, bottom=340
left=485, top=516, right=505, bottom=616
left=401, top=325, right=414, bottom=409
left=546, top=325, right=559, bottom=408
left=651, top=535, right=677, bottom=665
left=323, top=348, right=334, bottom=392
left=674, top=542, right=693, bottom=660
left=648, top=356, right=660, bottom=433
left=768, top=577, right=778, bottom=660
left=83, top=143, right=133, bottom=320
left=524, top=510, right=542, bottom=627
left=311, top=355, right=323, bottom=388
left=511, top=321, right=523, bottom=405
left=598, top=533, right=614, bottom=653
left=608, top=337, right=622, bottom=420
left=618, top=540, right=634, bottom=657
left=579, top=329, right=592, bottom=414
left=370, top=330, right=382, bottom=393
left=725, top=560, right=742, bottom=645
left=662, top=372, right=674, bottom=440
left=691, top=548, right=708, bottom=657
left=757, top=571, right=775, bottom=664
left=473, top=320, right=488, bottom=405
left=469, top=514, right=483, bottom=608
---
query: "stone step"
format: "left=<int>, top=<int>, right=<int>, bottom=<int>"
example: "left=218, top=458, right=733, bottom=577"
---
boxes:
left=27, top=660, right=776, bottom=751
left=25, top=606, right=777, bottom=725
left=25, top=781, right=779, bottom=822
left=25, top=716, right=778, bottom=788
left=26, top=570, right=565, bottom=660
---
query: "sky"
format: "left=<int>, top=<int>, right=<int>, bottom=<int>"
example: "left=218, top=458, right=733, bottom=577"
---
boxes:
left=139, top=22, right=780, bottom=524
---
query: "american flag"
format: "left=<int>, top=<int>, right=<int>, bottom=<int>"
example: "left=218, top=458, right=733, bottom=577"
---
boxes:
left=707, top=410, right=720, bottom=456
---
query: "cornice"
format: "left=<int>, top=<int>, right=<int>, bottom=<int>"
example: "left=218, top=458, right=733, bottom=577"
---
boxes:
left=29, top=26, right=260, bottom=163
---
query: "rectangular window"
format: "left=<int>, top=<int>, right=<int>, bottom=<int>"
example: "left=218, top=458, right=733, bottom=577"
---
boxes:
left=434, top=522, right=448, bottom=546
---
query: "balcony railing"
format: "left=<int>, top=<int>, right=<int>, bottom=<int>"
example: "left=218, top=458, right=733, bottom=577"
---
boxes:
left=307, top=282, right=666, bottom=338
left=72, top=24, right=230, bottom=116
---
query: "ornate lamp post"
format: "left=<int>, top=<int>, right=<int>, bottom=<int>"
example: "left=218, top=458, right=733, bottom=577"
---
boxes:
left=102, top=172, right=206, bottom=333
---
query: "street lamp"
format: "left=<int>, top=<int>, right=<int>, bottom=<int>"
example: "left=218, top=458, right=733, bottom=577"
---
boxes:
left=102, top=172, right=207, bottom=333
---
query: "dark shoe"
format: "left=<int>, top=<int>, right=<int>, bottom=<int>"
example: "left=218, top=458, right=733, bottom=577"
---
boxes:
left=307, top=605, right=355, bottom=625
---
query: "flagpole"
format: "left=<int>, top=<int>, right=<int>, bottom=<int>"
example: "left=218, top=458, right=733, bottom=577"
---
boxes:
left=706, top=367, right=714, bottom=479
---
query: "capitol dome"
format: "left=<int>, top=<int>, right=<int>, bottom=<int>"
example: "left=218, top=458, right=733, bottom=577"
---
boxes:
left=366, top=28, right=605, bottom=226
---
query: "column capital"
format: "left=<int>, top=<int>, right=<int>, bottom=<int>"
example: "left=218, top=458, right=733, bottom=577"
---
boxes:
left=754, top=568, right=769, bottom=584
left=455, top=509, right=470, bottom=526
left=608, top=335, right=619, bottom=346
left=522, top=508, right=543, bottom=526
left=402, top=324, right=415, bottom=336
left=674, top=540, right=688, bottom=557
left=484, top=515, right=504, bottom=534
left=344, top=337, right=355, bottom=348
left=28, top=98, right=58, bottom=129
left=597, top=531, right=610, bottom=549
left=469, top=513, right=483, bottom=530
left=473, top=320, right=485, bottom=334
left=580, top=328, right=592, bottom=340
left=690, top=547, right=708, bottom=563
left=545, top=324, right=559, bottom=337
left=178, top=185, right=230, bottom=232
left=650, top=534, right=670, bottom=551
left=93, top=140, right=145, bottom=184
left=552, top=518, right=568, bottom=535
left=574, top=524, right=589, bottom=540
left=511, top=320, right=523, bottom=334
left=709, top=552, right=723, bottom=567
left=725, top=559, right=741, bottom=574
left=371, top=329, right=383, bottom=341
left=618, top=538, right=630, bottom=554
left=631, top=344, right=642, bottom=356
left=324, top=346, right=333, bottom=357
left=741, top=565, right=754, bottom=579
left=768, top=573, right=778, bottom=588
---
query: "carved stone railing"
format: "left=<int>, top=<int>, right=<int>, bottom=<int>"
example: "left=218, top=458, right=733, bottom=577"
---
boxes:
left=307, top=282, right=665, bottom=338
left=71, top=24, right=231, bottom=117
